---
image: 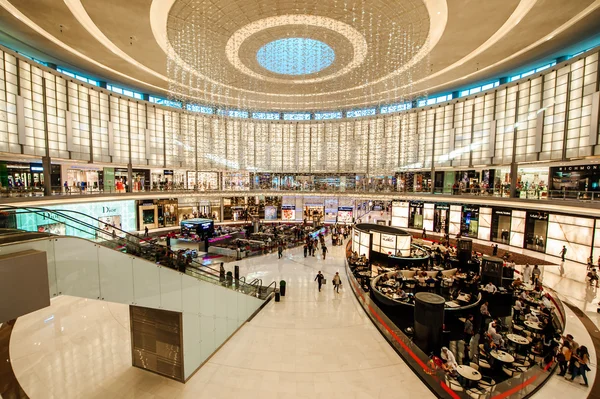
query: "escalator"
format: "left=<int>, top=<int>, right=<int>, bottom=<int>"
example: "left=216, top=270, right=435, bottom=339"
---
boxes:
left=0, top=205, right=274, bottom=299
left=0, top=205, right=277, bottom=381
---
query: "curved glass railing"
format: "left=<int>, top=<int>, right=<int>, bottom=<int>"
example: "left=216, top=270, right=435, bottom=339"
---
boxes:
left=2, top=184, right=600, bottom=205
left=0, top=205, right=274, bottom=299
left=344, top=241, right=566, bottom=399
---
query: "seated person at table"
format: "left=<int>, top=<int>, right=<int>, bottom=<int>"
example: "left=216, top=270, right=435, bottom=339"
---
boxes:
left=425, top=275, right=437, bottom=284
left=511, top=277, right=523, bottom=290
left=380, top=274, right=389, bottom=283
left=520, top=290, right=529, bottom=301
left=483, top=281, right=498, bottom=294
left=395, top=287, right=408, bottom=299
left=525, top=312, right=540, bottom=324
left=490, top=331, right=505, bottom=348
left=441, top=347, right=459, bottom=372
left=541, top=294, right=553, bottom=310
left=514, top=298, right=524, bottom=320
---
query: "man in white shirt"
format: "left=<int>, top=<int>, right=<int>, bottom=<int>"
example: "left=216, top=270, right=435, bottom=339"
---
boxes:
left=484, top=282, right=498, bottom=294
left=441, top=347, right=458, bottom=370
left=525, top=312, right=539, bottom=324
left=487, top=320, right=497, bottom=335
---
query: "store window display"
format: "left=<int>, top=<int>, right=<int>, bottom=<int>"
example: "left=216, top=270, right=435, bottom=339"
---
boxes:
left=525, top=211, right=548, bottom=252
left=491, top=208, right=512, bottom=243
left=461, top=206, right=479, bottom=237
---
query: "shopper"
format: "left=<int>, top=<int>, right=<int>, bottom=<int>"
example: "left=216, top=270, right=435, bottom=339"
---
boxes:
left=278, top=244, right=284, bottom=259
left=314, top=271, right=324, bottom=292
left=568, top=345, right=590, bottom=387
left=560, top=245, right=567, bottom=262
left=332, top=272, right=342, bottom=293
left=322, top=245, right=328, bottom=260
left=303, top=244, right=308, bottom=258
left=557, top=339, right=572, bottom=376
left=522, top=264, right=532, bottom=284
left=532, top=265, right=541, bottom=285
left=463, top=315, right=474, bottom=343
left=144, top=226, right=149, bottom=238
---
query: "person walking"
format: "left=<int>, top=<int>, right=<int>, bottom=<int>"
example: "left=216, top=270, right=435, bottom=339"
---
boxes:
left=522, top=264, right=532, bottom=284
left=557, top=339, right=572, bottom=376
left=315, top=271, right=324, bottom=292
left=532, top=265, right=541, bottom=286
left=278, top=244, right=284, bottom=259
left=492, top=244, right=498, bottom=256
left=332, top=272, right=342, bottom=293
left=303, top=244, right=308, bottom=258
left=322, top=245, right=328, bottom=260
left=464, top=314, right=474, bottom=344
left=144, top=226, right=149, bottom=238
left=568, top=345, right=590, bottom=387
left=560, top=245, right=567, bottom=262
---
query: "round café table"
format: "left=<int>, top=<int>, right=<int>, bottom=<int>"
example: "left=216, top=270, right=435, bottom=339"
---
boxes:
left=524, top=320, right=543, bottom=331
left=506, top=333, right=529, bottom=346
left=456, top=365, right=482, bottom=387
left=490, top=350, right=515, bottom=363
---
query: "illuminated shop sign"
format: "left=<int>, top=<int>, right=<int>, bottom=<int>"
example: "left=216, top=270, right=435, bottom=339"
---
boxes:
left=494, top=209, right=512, bottom=216
left=338, top=206, right=353, bottom=211
left=556, top=165, right=600, bottom=171
left=282, top=205, right=295, bottom=210
left=436, top=204, right=450, bottom=210
left=527, top=211, right=548, bottom=220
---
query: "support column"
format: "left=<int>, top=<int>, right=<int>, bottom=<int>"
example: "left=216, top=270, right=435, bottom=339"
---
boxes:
left=509, top=161, right=518, bottom=198
left=127, top=163, right=133, bottom=193
left=220, top=197, right=224, bottom=222
left=41, top=156, right=52, bottom=196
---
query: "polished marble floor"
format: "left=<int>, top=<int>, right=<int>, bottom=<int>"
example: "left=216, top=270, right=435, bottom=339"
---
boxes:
left=9, top=241, right=434, bottom=399
left=6, top=212, right=599, bottom=399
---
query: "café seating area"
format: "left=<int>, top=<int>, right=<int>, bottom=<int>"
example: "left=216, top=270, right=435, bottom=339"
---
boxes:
left=443, top=285, right=559, bottom=397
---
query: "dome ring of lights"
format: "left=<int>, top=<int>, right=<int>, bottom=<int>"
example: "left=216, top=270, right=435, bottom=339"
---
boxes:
left=224, top=15, right=368, bottom=85
left=256, top=38, right=335, bottom=76
left=236, top=24, right=356, bottom=82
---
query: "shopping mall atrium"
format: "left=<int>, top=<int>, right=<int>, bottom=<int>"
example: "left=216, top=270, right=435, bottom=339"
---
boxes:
left=1, top=0, right=600, bottom=398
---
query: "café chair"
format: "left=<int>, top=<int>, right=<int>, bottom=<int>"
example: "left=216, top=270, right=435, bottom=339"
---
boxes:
left=445, top=375, right=464, bottom=392
left=477, top=357, right=492, bottom=373
left=469, top=362, right=480, bottom=371
left=502, top=364, right=522, bottom=378
left=478, top=377, right=497, bottom=394
left=513, top=360, right=531, bottom=372
left=466, top=386, right=487, bottom=399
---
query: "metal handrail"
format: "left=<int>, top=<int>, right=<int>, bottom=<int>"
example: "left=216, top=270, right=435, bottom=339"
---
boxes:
left=0, top=205, right=263, bottom=293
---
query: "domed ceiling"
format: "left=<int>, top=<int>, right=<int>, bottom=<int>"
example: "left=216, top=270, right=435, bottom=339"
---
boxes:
left=0, top=0, right=599, bottom=111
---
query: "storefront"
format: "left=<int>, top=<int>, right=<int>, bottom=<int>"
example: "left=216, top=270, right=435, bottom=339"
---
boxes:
left=187, top=171, right=219, bottom=191
left=409, top=201, right=424, bottom=229
left=113, top=168, right=150, bottom=192
left=491, top=208, right=512, bottom=243
left=62, top=164, right=101, bottom=192
left=337, top=206, right=353, bottom=224
left=525, top=211, right=549, bottom=252
left=150, top=169, right=184, bottom=190
left=223, top=172, right=250, bottom=191
left=517, top=167, right=548, bottom=198
left=136, top=199, right=179, bottom=230
left=433, top=204, right=450, bottom=234
left=15, top=199, right=136, bottom=239
left=2, top=162, right=61, bottom=190
left=461, top=205, right=479, bottom=237
left=304, top=198, right=324, bottom=224
left=282, top=205, right=295, bottom=221
left=550, top=164, right=599, bottom=196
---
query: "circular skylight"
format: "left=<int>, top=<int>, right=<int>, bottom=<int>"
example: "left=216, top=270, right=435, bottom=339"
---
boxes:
left=256, top=38, right=335, bottom=75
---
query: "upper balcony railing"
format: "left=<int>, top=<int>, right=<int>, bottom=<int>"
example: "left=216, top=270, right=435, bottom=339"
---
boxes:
left=2, top=184, right=600, bottom=204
